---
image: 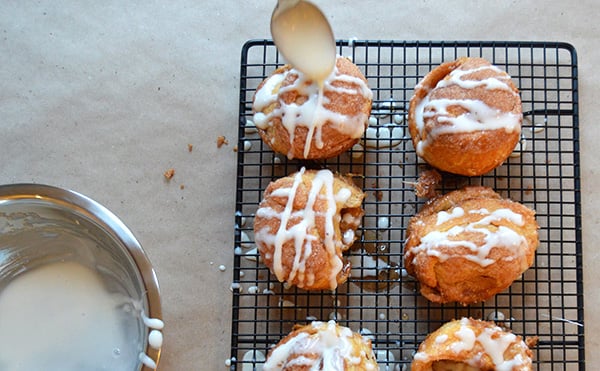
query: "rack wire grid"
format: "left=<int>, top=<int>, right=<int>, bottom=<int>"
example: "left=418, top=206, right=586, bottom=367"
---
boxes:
left=230, top=40, right=582, bottom=370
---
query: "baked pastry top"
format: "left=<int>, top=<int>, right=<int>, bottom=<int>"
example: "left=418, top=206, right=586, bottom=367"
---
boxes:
left=263, top=320, right=378, bottom=371
left=404, top=186, right=539, bottom=304
left=254, top=167, right=364, bottom=291
left=412, top=317, right=533, bottom=371
left=252, top=56, right=372, bottom=160
left=408, top=57, right=522, bottom=176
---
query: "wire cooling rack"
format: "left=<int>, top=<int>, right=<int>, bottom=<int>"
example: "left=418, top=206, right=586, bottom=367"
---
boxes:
left=230, top=40, right=582, bottom=370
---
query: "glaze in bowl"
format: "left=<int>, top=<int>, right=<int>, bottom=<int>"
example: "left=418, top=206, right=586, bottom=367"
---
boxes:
left=0, top=184, right=162, bottom=371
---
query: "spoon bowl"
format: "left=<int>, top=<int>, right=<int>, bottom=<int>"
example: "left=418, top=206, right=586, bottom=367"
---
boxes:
left=270, top=0, right=336, bottom=85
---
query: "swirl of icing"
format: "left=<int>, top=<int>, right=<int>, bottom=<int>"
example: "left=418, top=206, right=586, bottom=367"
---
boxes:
left=254, top=168, right=364, bottom=290
left=253, top=56, right=372, bottom=159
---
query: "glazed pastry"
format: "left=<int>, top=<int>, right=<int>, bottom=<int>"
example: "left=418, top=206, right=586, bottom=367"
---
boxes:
left=263, top=320, right=378, bottom=370
left=254, top=167, right=364, bottom=290
left=252, top=56, right=372, bottom=159
left=411, top=318, right=533, bottom=371
left=403, top=186, right=539, bottom=304
left=408, top=57, right=522, bottom=176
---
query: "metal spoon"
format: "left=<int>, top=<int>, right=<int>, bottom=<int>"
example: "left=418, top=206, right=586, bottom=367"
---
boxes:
left=270, top=0, right=336, bottom=86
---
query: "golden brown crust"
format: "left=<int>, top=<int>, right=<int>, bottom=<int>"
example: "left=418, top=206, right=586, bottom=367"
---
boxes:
left=411, top=318, right=533, bottom=371
left=404, top=186, right=539, bottom=304
left=264, top=321, right=378, bottom=370
left=408, top=57, right=522, bottom=176
left=253, top=56, right=372, bottom=160
left=254, top=169, right=365, bottom=290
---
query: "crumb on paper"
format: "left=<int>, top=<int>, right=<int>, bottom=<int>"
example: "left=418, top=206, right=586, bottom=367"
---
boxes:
left=163, top=168, right=175, bottom=180
left=180, top=184, right=185, bottom=190
left=414, top=169, right=442, bottom=198
left=233, top=145, right=238, bottom=152
left=188, top=143, right=193, bottom=152
left=217, top=135, right=228, bottom=148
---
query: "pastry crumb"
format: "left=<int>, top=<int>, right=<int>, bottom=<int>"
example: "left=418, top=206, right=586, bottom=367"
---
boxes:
left=525, top=184, right=534, bottom=195
left=188, top=143, right=193, bottom=152
left=163, top=168, right=175, bottom=180
left=217, top=135, right=228, bottom=148
left=373, top=189, right=383, bottom=201
left=369, top=181, right=383, bottom=201
left=414, top=169, right=442, bottom=198
left=233, top=145, right=238, bottom=152
left=525, top=335, right=539, bottom=348
left=180, top=184, right=185, bottom=190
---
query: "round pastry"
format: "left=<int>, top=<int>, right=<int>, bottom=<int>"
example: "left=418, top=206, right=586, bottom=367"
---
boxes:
left=263, top=320, right=378, bottom=370
left=403, top=186, right=539, bottom=304
left=408, top=57, right=522, bottom=176
left=411, top=318, right=533, bottom=371
left=252, top=56, right=373, bottom=160
left=254, top=167, right=365, bottom=290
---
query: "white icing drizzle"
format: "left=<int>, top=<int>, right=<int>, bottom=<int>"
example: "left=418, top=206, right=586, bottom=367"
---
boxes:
left=349, top=254, right=391, bottom=278
left=377, top=216, right=390, bottom=229
left=413, top=64, right=521, bottom=157
left=148, top=330, right=163, bottom=349
left=254, top=73, right=286, bottom=116
left=244, top=247, right=259, bottom=261
left=136, top=310, right=164, bottom=370
left=342, top=229, right=355, bottom=245
left=411, top=208, right=526, bottom=267
left=141, top=312, right=165, bottom=330
left=436, top=65, right=517, bottom=93
left=376, top=349, right=395, bottom=370
left=435, top=334, right=449, bottom=344
left=454, top=318, right=525, bottom=371
left=253, top=59, right=372, bottom=159
left=360, top=328, right=375, bottom=341
left=423, top=98, right=521, bottom=134
left=263, top=320, right=375, bottom=371
left=436, top=206, right=465, bottom=225
left=414, top=318, right=528, bottom=370
left=242, top=350, right=266, bottom=371
left=255, top=168, right=351, bottom=289
left=240, top=230, right=252, bottom=247
left=413, top=351, right=428, bottom=362
left=363, top=124, right=404, bottom=149
left=477, top=326, right=518, bottom=370
left=451, top=318, right=477, bottom=353
left=139, top=353, right=157, bottom=369
left=244, top=119, right=258, bottom=134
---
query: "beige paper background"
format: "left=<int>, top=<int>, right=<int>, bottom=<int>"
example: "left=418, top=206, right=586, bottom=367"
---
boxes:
left=1, top=1, right=598, bottom=370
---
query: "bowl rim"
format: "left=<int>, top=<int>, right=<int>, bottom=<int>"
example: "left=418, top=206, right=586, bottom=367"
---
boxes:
left=0, top=183, right=162, bottom=371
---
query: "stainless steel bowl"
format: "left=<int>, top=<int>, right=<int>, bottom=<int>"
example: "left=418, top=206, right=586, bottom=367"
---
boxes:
left=0, top=184, right=162, bottom=371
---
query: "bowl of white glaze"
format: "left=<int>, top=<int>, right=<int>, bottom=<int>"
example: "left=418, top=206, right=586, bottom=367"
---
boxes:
left=0, top=184, right=163, bottom=371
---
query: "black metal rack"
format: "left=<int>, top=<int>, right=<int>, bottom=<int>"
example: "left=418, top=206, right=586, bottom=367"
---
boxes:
left=231, top=40, right=583, bottom=370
